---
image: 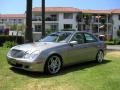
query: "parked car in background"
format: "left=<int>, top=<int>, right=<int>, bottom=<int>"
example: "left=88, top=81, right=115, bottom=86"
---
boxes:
left=7, top=31, right=106, bottom=74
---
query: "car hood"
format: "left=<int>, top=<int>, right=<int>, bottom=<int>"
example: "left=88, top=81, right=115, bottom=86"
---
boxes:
left=11, top=42, right=66, bottom=53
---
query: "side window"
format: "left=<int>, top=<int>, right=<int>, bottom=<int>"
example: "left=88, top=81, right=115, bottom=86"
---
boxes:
left=84, top=33, right=97, bottom=43
left=57, top=33, right=70, bottom=42
left=71, top=33, right=85, bottom=44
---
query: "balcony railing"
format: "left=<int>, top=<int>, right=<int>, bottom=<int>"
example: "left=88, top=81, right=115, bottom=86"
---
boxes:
left=32, top=17, right=58, bottom=21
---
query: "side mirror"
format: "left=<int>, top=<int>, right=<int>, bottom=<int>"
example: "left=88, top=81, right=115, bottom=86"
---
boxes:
left=69, top=41, right=78, bottom=46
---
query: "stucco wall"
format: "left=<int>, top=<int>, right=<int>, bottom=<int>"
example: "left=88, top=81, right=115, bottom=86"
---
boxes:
left=112, top=14, right=120, bottom=39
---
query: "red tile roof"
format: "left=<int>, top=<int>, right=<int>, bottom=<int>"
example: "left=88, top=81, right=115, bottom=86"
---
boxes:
left=0, top=7, right=120, bottom=19
left=0, top=14, right=25, bottom=19
left=32, top=7, right=80, bottom=12
left=111, top=9, right=120, bottom=14
left=81, top=9, right=112, bottom=14
left=33, top=7, right=117, bottom=14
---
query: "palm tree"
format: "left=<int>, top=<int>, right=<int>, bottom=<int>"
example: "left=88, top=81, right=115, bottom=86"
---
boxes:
left=83, top=14, right=92, bottom=30
left=42, top=0, right=45, bottom=37
left=76, top=12, right=82, bottom=30
left=25, top=0, right=33, bottom=43
left=100, top=15, right=106, bottom=25
left=99, top=16, right=106, bottom=30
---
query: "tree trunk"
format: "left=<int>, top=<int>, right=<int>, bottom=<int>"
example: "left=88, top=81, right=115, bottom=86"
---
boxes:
left=25, top=0, right=33, bottom=43
left=77, top=21, right=79, bottom=30
left=42, top=0, right=45, bottom=37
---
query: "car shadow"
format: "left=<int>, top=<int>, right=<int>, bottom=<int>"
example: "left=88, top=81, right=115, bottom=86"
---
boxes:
left=10, top=59, right=111, bottom=78
left=59, top=60, right=111, bottom=75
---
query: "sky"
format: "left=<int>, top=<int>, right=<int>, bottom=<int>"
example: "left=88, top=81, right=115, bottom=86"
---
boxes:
left=0, top=0, right=120, bottom=14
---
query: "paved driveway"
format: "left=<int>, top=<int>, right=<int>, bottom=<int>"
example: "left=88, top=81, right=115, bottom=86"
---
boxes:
left=107, top=45, right=120, bottom=51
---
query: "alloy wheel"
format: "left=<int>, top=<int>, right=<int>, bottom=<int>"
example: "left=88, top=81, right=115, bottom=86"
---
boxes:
left=97, top=51, right=104, bottom=63
left=46, top=55, right=61, bottom=74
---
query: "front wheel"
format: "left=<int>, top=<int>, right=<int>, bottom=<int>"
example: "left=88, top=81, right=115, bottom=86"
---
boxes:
left=96, top=51, right=104, bottom=63
left=44, top=55, right=62, bottom=74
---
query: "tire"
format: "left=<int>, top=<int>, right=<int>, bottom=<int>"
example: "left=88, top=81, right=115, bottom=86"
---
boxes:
left=44, top=55, right=62, bottom=74
left=96, top=50, right=104, bottom=63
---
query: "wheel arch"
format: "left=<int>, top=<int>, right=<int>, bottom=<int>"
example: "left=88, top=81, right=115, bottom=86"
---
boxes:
left=44, top=53, right=63, bottom=72
left=47, top=53, right=63, bottom=63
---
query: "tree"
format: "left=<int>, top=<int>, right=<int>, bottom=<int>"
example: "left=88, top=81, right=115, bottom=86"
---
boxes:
left=83, top=14, right=92, bottom=25
left=99, top=15, right=106, bottom=30
left=25, top=0, right=33, bottom=43
left=17, top=24, right=25, bottom=35
left=42, top=0, right=46, bottom=37
left=100, top=16, right=106, bottom=25
left=10, top=24, right=17, bottom=30
left=83, top=14, right=92, bottom=30
left=76, top=12, right=82, bottom=30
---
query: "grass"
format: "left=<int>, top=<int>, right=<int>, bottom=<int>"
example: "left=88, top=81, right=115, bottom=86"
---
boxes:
left=0, top=47, right=120, bottom=90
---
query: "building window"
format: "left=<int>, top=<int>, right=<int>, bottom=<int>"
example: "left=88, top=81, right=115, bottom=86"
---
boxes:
left=51, top=24, right=58, bottom=32
left=9, top=19, right=16, bottom=24
left=51, top=15, right=57, bottom=21
left=35, top=25, right=41, bottom=32
left=119, top=15, right=120, bottom=20
left=18, top=19, right=22, bottom=23
left=64, top=13, right=73, bottom=19
left=1, top=19, right=7, bottom=24
left=78, top=24, right=81, bottom=31
left=0, top=19, right=2, bottom=24
left=0, top=26, right=4, bottom=29
left=64, top=24, right=72, bottom=29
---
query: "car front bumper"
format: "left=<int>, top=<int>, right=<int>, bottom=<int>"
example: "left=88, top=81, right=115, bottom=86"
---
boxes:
left=7, top=57, right=45, bottom=72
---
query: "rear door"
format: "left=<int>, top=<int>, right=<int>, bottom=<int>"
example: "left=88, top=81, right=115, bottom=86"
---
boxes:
left=83, top=33, right=99, bottom=61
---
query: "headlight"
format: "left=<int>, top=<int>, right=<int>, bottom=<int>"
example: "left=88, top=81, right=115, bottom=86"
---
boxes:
left=23, top=51, right=40, bottom=61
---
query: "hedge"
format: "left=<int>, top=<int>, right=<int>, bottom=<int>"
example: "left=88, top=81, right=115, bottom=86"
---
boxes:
left=0, top=35, right=24, bottom=46
left=105, top=39, right=120, bottom=45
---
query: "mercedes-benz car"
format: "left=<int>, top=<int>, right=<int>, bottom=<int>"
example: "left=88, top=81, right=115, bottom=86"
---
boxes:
left=7, top=31, right=106, bottom=74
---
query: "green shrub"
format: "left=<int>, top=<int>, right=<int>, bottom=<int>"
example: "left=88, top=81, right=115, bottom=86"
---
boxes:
left=117, top=29, right=120, bottom=38
left=105, top=41, right=115, bottom=45
left=45, top=29, right=56, bottom=35
left=105, top=39, right=120, bottom=45
left=113, top=38, right=120, bottom=45
left=46, top=29, right=52, bottom=35
left=3, top=41, right=17, bottom=48
left=0, top=35, right=24, bottom=46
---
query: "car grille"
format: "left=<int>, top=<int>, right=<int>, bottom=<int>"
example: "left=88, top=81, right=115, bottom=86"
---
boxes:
left=10, top=49, right=26, bottom=58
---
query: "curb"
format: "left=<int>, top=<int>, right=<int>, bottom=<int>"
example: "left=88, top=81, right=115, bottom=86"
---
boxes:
left=107, top=49, right=120, bottom=51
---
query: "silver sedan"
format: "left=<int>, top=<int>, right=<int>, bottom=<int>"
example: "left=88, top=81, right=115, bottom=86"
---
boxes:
left=7, top=31, right=106, bottom=74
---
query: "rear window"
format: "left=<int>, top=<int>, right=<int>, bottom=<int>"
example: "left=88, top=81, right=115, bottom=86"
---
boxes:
left=84, top=33, right=97, bottom=43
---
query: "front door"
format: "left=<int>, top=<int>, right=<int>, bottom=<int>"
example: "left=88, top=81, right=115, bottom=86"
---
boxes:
left=66, top=32, right=87, bottom=65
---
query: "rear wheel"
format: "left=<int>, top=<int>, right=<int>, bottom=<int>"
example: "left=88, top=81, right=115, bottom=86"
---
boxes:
left=45, top=55, right=62, bottom=74
left=96, top=51, right=104, bottom=63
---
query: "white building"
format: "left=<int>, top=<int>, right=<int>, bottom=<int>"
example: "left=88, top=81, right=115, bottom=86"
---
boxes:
left=0, top=14, right=25, bottom=30
left=0, top=7, right=120, bottom=40
left=32, top=7, right=80, bottom=32
left=112, top=9, right=120, bottom=39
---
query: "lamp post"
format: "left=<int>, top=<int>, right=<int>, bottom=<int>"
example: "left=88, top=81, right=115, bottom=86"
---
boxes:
left=41, top=0, right=45, bottom=37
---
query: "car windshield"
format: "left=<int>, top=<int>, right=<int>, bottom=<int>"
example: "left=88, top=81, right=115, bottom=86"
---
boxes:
left=40, top=32, right=72, bottom=42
